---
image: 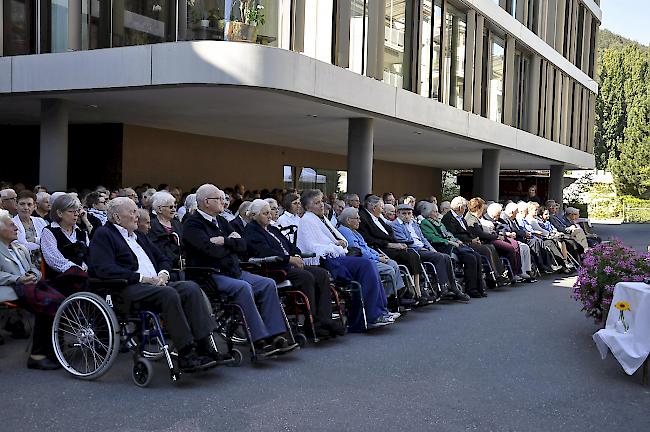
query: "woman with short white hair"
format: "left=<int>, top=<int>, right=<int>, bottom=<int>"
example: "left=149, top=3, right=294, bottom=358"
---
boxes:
left=264, top=198, right=280, bottom=225
left=147, top=191, right=183, bottom=269
left=178, top=193, right=197, bottom=221
left=34, top=191, right=51, bottom=221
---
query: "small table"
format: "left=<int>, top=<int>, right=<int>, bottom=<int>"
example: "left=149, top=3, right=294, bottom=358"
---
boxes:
left=593, top=282, right=650, bottom=384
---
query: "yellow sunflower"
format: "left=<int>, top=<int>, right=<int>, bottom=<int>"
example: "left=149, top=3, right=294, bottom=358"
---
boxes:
left=615, top=301, right=631, bottom=311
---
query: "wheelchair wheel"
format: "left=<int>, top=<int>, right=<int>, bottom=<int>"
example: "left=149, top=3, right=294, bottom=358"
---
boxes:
left=227, top=348, right=243, bottom=367
left=294, top=332, right=308, bottom=348
left=52, top=292, right=120, bottom=380
left=132, top=357, right=154, bottom=387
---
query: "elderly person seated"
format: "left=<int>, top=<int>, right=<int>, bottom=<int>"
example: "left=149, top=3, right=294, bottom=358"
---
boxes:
left=390, top=204, right=470, bottom=302
left=147, top=191, right=184, bottom=270
left=229, top=201, right=252, bottom=235
left=501, top=202, right=551, bottom=274
left=382, top=203, right=396, bottom=222
left=550, top=205, right=596, bottom=251
left=358, top=195, right=429, bottom=303
left=89, top=197, right=223, bottom=371
left=538, top=206, right=581, bottom=265
left=329, top=199, right=345, bottom=226
left=441, top=196, right=508, bottom=288
left=439, top=201, right=451, bottom=217
left=419, top=202, right=486, bottom=298
left=33, top=191, right=51, bottom=221
left=141, top=188, right=157, bottom=212
left=13, top=191, right=48, bottom=268
left=183, top=184, right=298, bottom=356
left=178, top=193, right=197, bottom=221
left=464, top=198, right=520, bottom=283
left=118, top=187, right=139, bottom=205
left=277, top=193, right=302, bottom=230
left=1, top=188, right=18, bottom=216
left=85, top=191, right=108, bottom=233
left=264, top=198, right=280, bottom=226
left=382, top=192, right=396, bottom=206
left=337, top=207, right=405, bottom=301
left=484, top=203, right=535, bottom=282
left=297, top=189, right=395, bottom=330
left=243, top=199, right=344, bottom=339
left=343, top=193, right=360, bottom=209
left=0, top=209, right=63, bottom=370
left=521, top=202, right=572, bottom=273
left=137, top=209, right=151, bottom=235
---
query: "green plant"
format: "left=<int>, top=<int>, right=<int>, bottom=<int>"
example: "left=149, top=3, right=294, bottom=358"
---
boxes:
left=233, top=0, right=265, bottom=25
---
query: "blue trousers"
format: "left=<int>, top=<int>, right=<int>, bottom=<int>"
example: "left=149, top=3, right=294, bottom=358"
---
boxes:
left=322, top=256, right=388, bottom=331
left=212, top=271, right=287, bottom=342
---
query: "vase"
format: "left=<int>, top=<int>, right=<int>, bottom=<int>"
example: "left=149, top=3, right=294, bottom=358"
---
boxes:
left=615, top=320, right=627, bottom=334
left=200, top=19, right=210, bottom=28
left=225, top=21, right=257, bottom=43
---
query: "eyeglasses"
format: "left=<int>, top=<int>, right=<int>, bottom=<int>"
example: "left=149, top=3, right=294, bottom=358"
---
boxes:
left=2, top=197, right=17, bottom=202
left=161, top=205, right=176, bottom=209
left=206, top=197, right=224, bottom=202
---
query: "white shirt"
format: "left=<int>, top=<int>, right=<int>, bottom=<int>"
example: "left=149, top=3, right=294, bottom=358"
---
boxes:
left=277, top=212, right=301, bottom=243
left=297, top=212, right=347, bottom=266
left=40, top=222, right=89, bottom=273
left=198, top=209, right=219, bottom=227
left=370, top=213, right=389, bottom=235
left=451, top=210, right=467, bottom=230
left=405, top=221, right=425, bottom=248
left=114, top=224, right=158, bottom=281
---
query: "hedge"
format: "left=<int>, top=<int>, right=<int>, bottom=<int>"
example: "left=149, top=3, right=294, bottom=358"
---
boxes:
left=587, top=195, right=650, bottom=222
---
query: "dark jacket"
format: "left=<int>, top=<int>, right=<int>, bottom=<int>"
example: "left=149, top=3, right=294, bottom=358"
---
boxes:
left=500, top=216, right=528, bottom=241
left=243, top=221, right=301, bottom=271
left=358, top=206, right=398, bottom=250
left=464, top=213, right=499, bottom=243
left=147, top=216, right=183, bottom=267
left=549, top=214, right=571, bottom=233
left=229, top=215, right=246, bottom=235
left=441, top=210, right=475, bottom=243
left=182, top=211, right=247, bottom=278
left=88, top=222, right=171, bottom=285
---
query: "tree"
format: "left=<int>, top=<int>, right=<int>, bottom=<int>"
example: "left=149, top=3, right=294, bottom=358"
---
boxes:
left=595, top=48, right=626, bottom=169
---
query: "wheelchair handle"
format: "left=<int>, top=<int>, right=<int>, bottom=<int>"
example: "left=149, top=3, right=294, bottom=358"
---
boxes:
left=248, top=256, right=283, bottom=264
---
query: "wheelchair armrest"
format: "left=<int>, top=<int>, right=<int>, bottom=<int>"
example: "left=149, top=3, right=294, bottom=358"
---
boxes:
left=248, top=256, right=283, bottom=264
left=88, top=278, right=129, bottom=288
left=300, top=253, right=316, bottom=259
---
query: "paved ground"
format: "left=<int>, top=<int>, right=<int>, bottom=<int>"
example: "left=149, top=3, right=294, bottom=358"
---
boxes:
left=1, top=224, right=649, bottom=432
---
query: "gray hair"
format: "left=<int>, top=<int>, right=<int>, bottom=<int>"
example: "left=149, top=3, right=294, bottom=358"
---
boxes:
left=0, top=188, right=16, bottom=199
left=36, top=191, right=50, bottom=204
left=143, top=188, right=157, bottom=200
left=196, top=184, right=221, bottom=209
left=136, top=208, right=150, bottom=221
left=450, top=196, right=467, bottom=211
left=107, top=197, right=135, bottom=223
left=50, top=193, right=81, bottom=223
left=264, top=198, right=278, bottom=208
left=151, top=191, right=175, bottom=211
left=184, top=194, right=197, bottom=211
left=517, top=201, right=528, bottom=214
left=300, top=189, right=322, bottom=210
left=0, top=209, right=11, bottom=224
left=486, top=203, right=503, bottom=218
left=338, top=207, right=359, bottom=227
left=504, top=202, right=519, bottom=215
left=237, top=201, right=253, bottom=217
left=565, top=207, right=580, bottom=216
left=343, top=193, right=359, bottom=203
left=420, top=202, right=437, bottom=218
left=365, top=195, right=383, bottom=211
left=248, top=199, right=270, bottom=218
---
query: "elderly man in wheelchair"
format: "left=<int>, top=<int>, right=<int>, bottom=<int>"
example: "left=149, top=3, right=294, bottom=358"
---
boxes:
left=88, top=197, right=221, bottom=373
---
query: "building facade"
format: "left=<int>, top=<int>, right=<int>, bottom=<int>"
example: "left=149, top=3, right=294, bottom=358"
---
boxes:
left=0, top=0, right=600, bottom=201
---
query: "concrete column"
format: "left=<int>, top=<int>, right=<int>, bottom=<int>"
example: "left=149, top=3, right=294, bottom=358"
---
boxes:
left=580, top=87, right=589, bottom=151
left=545, top=0, right=557, bottom=46
left=527, top=54, right=541, bottom=135
left=68, top=0, right=82, bottom=51
left=366, top=0, right=385, bottom=79
left=464, top=10, right=476, bottom=112
left=569, top=0, right=579, bottom=64
left=560, top=76, right=572, bottom=145
left=538, top=60, right=547, bottom=137
left=293, top=0, right=306, bottom=53
left=347, top=118, right=374, bottom=196
left=503, top=34, right=516, bottom=126
left=544, top=64, right=554, bottom=140
left=0, top=1, right=4, bottom=56
left=480, top=149, right=501, bottom=202
left=581, top=11, right=592, bottom=73
left=549, top=165, right=565, bottom=204
left=587, top=92, right=596, bottom=154
left=449, top=14, right=460, bottom=107
left=555, top=0, right=566, bottom=53
left=552, top=71, right=563, bottom=142
left=40, top=100, right=69, bottom=191
left=536, top=0, right=546, bottom=39
left=473, top=15, right=485, bottom=115
left=516, top=0, right=527, bottom=26
left=178, top=0, right=188, bottom=41
left=571, top=82, right=581, bottom=148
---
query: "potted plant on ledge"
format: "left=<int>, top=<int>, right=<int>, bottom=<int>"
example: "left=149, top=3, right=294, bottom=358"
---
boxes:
left=226, top=0, right=265, bottom=43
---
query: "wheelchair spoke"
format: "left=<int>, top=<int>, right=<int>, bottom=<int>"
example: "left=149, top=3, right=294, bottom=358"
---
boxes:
left=61, top=308, right=83, bottom=330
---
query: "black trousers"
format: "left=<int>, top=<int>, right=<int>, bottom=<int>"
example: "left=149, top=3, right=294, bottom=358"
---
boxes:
left=384, top=248, right=422, bottom=276
left=433, top=244, right=484, bottom=294
left=470, top=243, right=505, bottom=276
left=123, top=281, right=214, bottom=351
left=287, top=266, right=333, bottom=326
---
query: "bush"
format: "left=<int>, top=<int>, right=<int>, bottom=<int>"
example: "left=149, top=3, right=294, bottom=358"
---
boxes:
left=587, top=195, right=650, bottom=222
left=572, top=240, right=650, bottom=323
left=621, top=196, right=650, bottom=222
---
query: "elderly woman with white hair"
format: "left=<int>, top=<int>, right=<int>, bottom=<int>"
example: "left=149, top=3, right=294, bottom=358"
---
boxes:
left=33, top=191, right=51, bottom=221
left=147, top=191, right=184, bottom=270
left=520, top=202, right=572, bottom=273
left=178, top=193, right=197, bottom=222
left=264, top=198, right=280, bottom=225
left=337, top=207, right=405, bottom=300
left=243, top=199, right=345, bottom=339
left=229, top=201, right=252, bottom=235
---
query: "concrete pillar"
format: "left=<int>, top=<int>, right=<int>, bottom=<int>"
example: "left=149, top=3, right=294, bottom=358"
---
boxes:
left=587, top=92, right=596, bottom=154
left=480, top=149, right=501, bottom=202
left=449, top=14, right=460, bottom=107
left=68, top=0, right=82, bottom=51
left=503, top=34, right=516, bottom=126
left=464, top=10, right=476, bottom=112
left=580, top=87, right=589, bottom=151
left=538, top=60, right=547, bottom=137
left=545, top=0, right=557, bottom=46
left=293, top=0, right=307, bottom=53
left=544, top=64, right=554, bottom=140
left=581, top=11, right=592, bottom=73
left=555, top=0, right=566, bottom=53
left=536, top=0, right=546, bottom=38
left=569, top=0, right=579, bottom=64
left=571, top=82, right=581, bottom=148
left=549, top=165, right=565, bottom=204
left=473, top=15, right=485, bottom=115
left=527, top=54, right=541, bottom=135
left=0, top=1, right=4, bottom=56
left=560, top=76, right=571, bottom=145
left=347, top=118, right=374, bottom=196
left=552, top=72, right=563, bottom=142
left=366, top=0, right=385, bottom=80
left=40, top=100, right=69, bottom=191
left=516, top=0, right=528, bottom=27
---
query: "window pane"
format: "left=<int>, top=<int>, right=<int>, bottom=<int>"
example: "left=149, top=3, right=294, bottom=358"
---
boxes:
left=112, top=0, right=176, bottom=47
left=349, top=0, right=368, bottom=75
left=185, top=0, right=226, bottom=41
left=383, top=0, right=408, bottom=88
left=3, top=0, right=36, bottom=55
left=432, top=1, right=442, bottom=100
left=419, top=2, right=432, bottom=97
left=489, top=35, right=505, bottom=122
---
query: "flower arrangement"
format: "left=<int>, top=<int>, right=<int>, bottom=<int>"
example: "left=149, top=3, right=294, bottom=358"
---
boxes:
left=614, top=301, right=631, bottom=332
left=571, top=240, right=650, bottom=322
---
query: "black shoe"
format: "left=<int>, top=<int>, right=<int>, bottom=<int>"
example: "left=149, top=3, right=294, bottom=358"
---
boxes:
left=178, top=349, right=217, bottom=372
left=467, top=290, right=482, bottom=298
left=323, top=321, right=346, bottom=337
left=454, top=293, right=471, bottom=302
left=273, top=336, right=299, bottom=354
left=480, top=290, right=488, bottom=297
left=196, top=336, right=236, bottom=365
left=27, top=357, right=62, bottom=371
left=6, top=319, right=29, bottom=339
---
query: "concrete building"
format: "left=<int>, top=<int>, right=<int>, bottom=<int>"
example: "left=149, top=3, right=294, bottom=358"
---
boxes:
left=0, top=0, right=600, bottom=202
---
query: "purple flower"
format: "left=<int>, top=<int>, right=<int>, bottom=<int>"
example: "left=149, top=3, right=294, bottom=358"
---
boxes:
left=604, top=266, right=614, bottom=274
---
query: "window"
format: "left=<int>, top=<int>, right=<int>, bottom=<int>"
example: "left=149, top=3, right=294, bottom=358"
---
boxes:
left=419, top=0, right=442, bottom=100
left=383, top=0, right=411, bottom=89
left=284, top=166, right=346, bottom=195
left=112, top=0, right=176, bottom=47
left=2, top=0, right=36, bottom=55
left=512, top=50, right=529, bottom=129
left=488, top=34, right=505, bottom=123
left=349, top=0, right=368, bottom=75
left=443, top=3, right=466, bottom=109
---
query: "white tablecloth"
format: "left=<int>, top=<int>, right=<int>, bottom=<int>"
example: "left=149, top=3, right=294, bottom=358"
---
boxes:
left=593, top=282, right=650, bottom=375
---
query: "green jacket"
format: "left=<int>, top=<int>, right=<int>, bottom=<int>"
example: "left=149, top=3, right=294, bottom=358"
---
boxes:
left=419, top=217, right=457, bottom=245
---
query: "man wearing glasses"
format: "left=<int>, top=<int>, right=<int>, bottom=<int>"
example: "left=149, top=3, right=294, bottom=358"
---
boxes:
left=183, top=184, right=298, bottom=357
left=1, top=189, right=18, bottom=216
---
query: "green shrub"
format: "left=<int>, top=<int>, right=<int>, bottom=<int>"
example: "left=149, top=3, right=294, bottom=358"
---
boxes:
left=587, top=195, right=650, bottom=222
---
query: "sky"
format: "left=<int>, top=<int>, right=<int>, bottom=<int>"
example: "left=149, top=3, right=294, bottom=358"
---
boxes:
left=600, top=0, right=650, bottom=45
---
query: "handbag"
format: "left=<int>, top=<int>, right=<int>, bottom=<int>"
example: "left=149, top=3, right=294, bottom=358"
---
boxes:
left=14, top=279, right=65, bottom=317
left=346, top=247, right=363, bottom=257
